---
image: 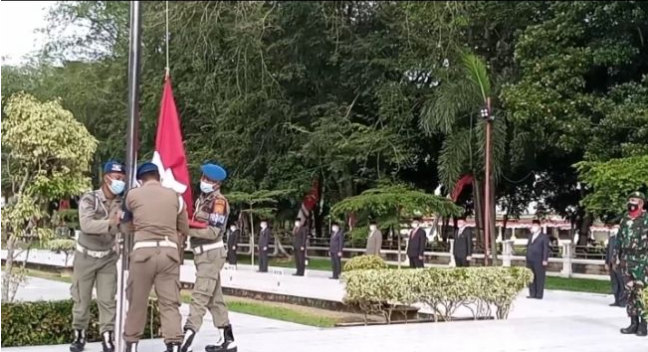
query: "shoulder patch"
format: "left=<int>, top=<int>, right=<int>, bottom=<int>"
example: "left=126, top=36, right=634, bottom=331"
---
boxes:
left=213, top=198, right=227, bottom=215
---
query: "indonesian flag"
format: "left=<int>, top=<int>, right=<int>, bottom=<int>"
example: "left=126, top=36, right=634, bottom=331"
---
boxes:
left=151, top=76, right=194, bottom=217
left=450, top=174, right=473, bottom=202
left=297, top=179, right=319, bottom=223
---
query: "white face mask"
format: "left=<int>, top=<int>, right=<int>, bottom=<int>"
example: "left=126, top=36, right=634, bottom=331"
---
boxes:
left=294, top=221, right=301, bottom=227
left=107, top=178, right=126, bottom=195
left=531, top=226, right=540, bottom=234
left=458, top=222, right=466, bottom=229
left=411, top=222, right=419, bottom=228
left=230, top=226, right=236, bottom=232
left=260, top=222, right=267, bottom=229
left=200, top=181, right=214, bottom=193
left=332, top=226, right=339, bottom=233
left=369, top=225, right=377, bottom=231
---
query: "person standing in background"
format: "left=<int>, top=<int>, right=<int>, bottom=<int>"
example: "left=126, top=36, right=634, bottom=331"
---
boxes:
left=453, top=217, right=473, bottom=267
left=292, top=219, right=309, bottom=276
left=606, top=223, right=626, bottom=308
left=366, top=220, right=382, bottom=256
left=258, top=220, right=271, bottom=273
left=526, top=219, right=550, bottom=300
left=226, top=223, right=240, bottom=266
left=406, top=218, right=426, bottom=268
left=329, top=222, right=344, bottom=279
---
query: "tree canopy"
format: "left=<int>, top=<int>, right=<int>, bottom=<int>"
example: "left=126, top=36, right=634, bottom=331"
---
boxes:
left=2, top=1, right=647, bottom=233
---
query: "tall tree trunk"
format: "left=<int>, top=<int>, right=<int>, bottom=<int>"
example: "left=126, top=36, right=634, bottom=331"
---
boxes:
left=472, top=179, right=484, bottom=251
left=490, top=176, right=498, bottom=261
left=1, top=237, right=15, bottom=302
left=578, top=212, right=594, bottom=246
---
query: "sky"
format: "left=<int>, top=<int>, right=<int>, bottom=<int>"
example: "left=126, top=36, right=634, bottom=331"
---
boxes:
left=1, top=1, right=53, bottom=66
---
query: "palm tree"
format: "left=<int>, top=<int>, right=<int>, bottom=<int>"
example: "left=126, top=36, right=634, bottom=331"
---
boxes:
left=420, top=51, right=506, bottom=261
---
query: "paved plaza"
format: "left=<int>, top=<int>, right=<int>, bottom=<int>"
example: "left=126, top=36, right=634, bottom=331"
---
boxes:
left=3, top=271, right=647, bottom=352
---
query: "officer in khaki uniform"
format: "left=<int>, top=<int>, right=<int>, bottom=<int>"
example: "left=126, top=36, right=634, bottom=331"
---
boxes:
left=121, top=162, right=190, bottom=352
left=182, top=163, right=236, bottom=352
left=70, top=161, right=126, bottom=352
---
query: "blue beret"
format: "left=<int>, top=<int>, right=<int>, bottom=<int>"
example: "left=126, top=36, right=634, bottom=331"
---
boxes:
left=103, top=161, right=125, bottom=174
left=201, top=163, right=227, bottom=182
left=136, top=162, right=158, bottom=178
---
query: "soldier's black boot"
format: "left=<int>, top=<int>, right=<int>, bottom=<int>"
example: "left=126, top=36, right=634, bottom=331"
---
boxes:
left=102, top=331, right=115, bottom=352
left=621, top=316, right=639, bottom=334
left=637, top=317, right=647, bottom=337
left=125, top=341, right=138, bottom=352
left=69, top=329, right=86, bottom=352
left=205, top=325, right=237, bottom=352
left=165, top=342, right=181, bottom=352
left=181, top=328, right=197, bottom=352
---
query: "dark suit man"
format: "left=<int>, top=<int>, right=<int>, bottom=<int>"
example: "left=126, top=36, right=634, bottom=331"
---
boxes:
left=407, top=218, right=427, bottom=268
left=258, top=221, right=271, bottom=273
left=292, top=219, right=309, bottom=276
left=226, top=224, right=240, bottom=266
left=606, top=231, right=626, bottom=307
left=453, top=218, right=472, bottom=267
left=526, top=220, right=550, bottom=299
left=329, top=223, right=344, bottom=279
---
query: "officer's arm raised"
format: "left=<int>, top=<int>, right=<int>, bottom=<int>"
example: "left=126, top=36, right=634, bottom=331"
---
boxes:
left=78, top=193, right=110, bottom=234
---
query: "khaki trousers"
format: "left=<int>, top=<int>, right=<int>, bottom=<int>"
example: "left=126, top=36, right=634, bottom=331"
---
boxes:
left=123, top=247, right=183, bottom=343
left=185, top=247, right=229, bottom=331
left=71, top=251, right=118, bottom=333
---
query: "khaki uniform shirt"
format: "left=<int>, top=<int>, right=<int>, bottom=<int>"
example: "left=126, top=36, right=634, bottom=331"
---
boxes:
left=78, top=188, right=122, bottom=251
left=124, top=181, right=190, bottom=248
left=190, top=191, right=230, bottom=248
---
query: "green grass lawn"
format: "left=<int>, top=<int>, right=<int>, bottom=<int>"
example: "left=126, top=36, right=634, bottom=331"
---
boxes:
left=545, top=276, right=611, bottom=295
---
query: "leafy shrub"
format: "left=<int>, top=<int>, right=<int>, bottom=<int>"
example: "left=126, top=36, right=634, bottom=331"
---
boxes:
left=343, top=255, right=388, bottom=272
left=1, top=299, right=161, bottom=347
left=342, top=266, right=532, bottom=323
left=47, top=239, right=76, bottom=253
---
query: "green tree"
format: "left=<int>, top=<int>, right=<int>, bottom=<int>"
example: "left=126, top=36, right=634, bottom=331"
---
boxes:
left=1, top=93, right=97, bottom=302
left=331, top=184, right=461, bottom=268
left=575, top=155, right=648, bottom=217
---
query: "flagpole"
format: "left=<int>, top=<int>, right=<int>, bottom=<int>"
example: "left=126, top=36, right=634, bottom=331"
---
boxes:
left=116, top=2, right=142, bottom=352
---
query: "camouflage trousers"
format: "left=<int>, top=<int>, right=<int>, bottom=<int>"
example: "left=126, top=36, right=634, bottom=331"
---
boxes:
left=621, top=262, right=646, bottom=317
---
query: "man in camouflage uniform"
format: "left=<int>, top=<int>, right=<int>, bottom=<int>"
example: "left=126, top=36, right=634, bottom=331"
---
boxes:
left=616, top=191, right=648, bottom=337
left=182, top=163, right=236, bottom=352
left=70, top=161, right=126, bottom=352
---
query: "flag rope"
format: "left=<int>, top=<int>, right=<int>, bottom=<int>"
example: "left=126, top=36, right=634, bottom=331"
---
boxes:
left=165, top=0, right=170, bottom=76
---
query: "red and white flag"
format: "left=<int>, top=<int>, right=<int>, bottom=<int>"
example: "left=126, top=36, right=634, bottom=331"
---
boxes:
left=152, top=76, right=194, bottom=217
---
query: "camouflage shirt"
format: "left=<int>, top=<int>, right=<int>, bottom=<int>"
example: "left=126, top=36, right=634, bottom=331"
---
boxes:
left=616, top=211, right=648, bottom=283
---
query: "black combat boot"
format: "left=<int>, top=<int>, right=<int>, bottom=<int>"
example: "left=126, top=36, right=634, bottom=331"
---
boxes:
left=70, top=329, right=86, bottom=352
left=102, top=331, right=115, bottom=352
left=637, top=317, right=647, bottom=337
left=205, top=325, right=237, bottom=352
left=181, top=328, right=197, bottom=352
left=165, top=342, right=181, bottom=352
left=125, top=341, right=138, bottom=352
left=621, top=316, right=639, bottom=334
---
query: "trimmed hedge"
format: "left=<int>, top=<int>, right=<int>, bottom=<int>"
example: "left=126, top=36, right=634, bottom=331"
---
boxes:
left=342, top=266, right=532, bottom=323
left=343, top=255, right=387, bottom=272
left=1, top=299, right=161, bottom=347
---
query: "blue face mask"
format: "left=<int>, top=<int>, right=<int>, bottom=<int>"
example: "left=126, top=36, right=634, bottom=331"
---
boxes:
left=108, top=178, right=125, bottom=195
left=200, top=181, right=215, bottom=194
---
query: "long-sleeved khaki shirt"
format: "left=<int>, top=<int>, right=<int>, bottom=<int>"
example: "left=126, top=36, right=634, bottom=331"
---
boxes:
left=123, top=181, right=190, bottom=249
left=366, top=229, right=383, bottom=256
left=77, top=188, right=122, bottom=251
